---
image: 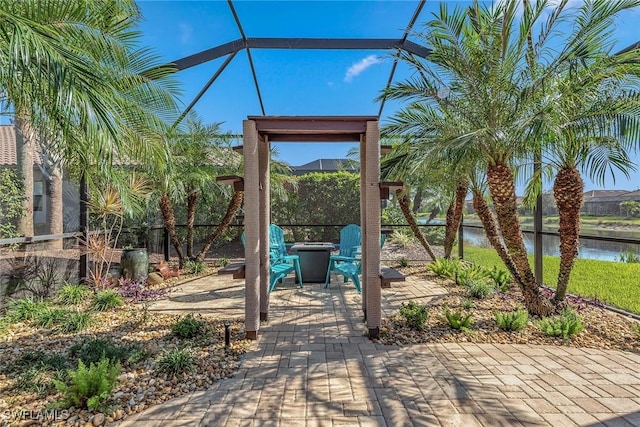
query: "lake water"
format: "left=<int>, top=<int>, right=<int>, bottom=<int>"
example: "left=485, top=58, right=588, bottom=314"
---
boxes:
left=461, top=225, right=640, bottom=262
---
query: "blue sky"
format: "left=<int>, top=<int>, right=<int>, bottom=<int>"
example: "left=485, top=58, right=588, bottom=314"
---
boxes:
left=134, top=1, right=640, bottom=191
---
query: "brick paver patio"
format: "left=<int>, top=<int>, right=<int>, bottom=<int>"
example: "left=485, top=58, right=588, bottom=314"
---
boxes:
left=116, top=271, right=640, bottom=426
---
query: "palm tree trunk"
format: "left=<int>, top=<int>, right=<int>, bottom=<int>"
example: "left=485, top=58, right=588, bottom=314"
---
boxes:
left=553, top=167, right=583, bottom=306
left=159, top=192, right=186, bottom=268
left=443, top=182, right=468, bottom=258
left=186, top=191, right=199, bottom=259
left=412, top=187, right=423, bottom=215
left=195, top=190, right=244, bottom=263
left=472, top=189, right=522, bottom=285
left=15, top=118, right=34, bottom=238
left=396, top=190, right=437, bottom=261
left=487, top=162, right=552, bottom=316
left=47, top=167, right=63, bottom=250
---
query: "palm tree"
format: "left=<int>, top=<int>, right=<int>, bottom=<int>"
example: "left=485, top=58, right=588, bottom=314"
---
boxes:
left=381, top=0, right=640, bottom=316
left=530, top=58, right=640, bottom=306
left=0, top=0, right=180, bottom=236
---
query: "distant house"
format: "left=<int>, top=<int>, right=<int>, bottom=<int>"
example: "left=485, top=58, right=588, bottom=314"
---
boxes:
left=0, top=124, right=79, bottom=234
left=581, top=190, right=640, bottom=216
left=291, top=158, right=358, bottom=176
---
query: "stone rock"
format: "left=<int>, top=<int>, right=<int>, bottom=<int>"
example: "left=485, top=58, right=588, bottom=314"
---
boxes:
left=92, top=413, right=105, bottom=426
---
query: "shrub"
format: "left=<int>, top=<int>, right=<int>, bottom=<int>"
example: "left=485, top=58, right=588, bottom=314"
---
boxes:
left=456, top=263, right=491, bottom=287
left=57, top=311, right=92, bottom=334
left=185, top=260, right=205, bottom=274
left=618, top=251, right=640, bottom=264
left=488, top=266, right=511, bottom=293
left=69, top=338, right=133, bottom=366
left=399, top=301, right=429, bottom=330
left=53, top=358, right=120, bottom=410
left=389, top=230, right=414, bottom=247
left=442, top=306, right=473, bottom=332
left=57, top=284, right=91, bottom=305
left=16, top=366, right=66, bottom=396
left=171, top=313, right=206, bottom=339
left=538, top=309, right=584, bottom=340
left=6, top=298, right=50, bottom=322
left=157, top=347, right=195, bottom=375
left=397, top=257, right=409, bottom=268
left=15, top=350, right=68, bottom=371
left=428, top=258, right=459, bottom=279
left=32, top=307, right=71, bottom=329
left=466, top=280, right=494, bottom=299
left=92, top=289, right=124, bottom=311
left=217, top=258, right=230, bottom=268
left=494, top=309, right=529, bottom=331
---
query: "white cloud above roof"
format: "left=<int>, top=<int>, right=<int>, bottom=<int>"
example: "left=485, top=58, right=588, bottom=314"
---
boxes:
left=344, top=55, right=381, bottom=82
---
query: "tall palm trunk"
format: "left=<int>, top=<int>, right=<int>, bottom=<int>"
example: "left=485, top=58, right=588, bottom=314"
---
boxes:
left=443, top=182, right=468, bottom=258
left=159, top=192, right=186, bottom=268
left=196, top=190, right=244, bottom=262
left=487, top=162, right=552, bottom=316
left=553, top=167, right=583, bottom=306
left=472, top=189, right=522, bottom=285
left=186, top=191, right=199, bottom=259
left=396, top=190, right=437, bottom=261
left=15, top=118, right=34, bottom=238
left=47, top=167, right=64, bottom=250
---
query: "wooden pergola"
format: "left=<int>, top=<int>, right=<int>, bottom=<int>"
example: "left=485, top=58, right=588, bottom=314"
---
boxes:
left=242, top=116, right=383, bottom=339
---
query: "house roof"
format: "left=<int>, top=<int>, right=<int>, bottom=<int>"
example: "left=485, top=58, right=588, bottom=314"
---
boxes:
left=583, top=190, right=629, bottom=199
left=0, top=125, right=41, bottom=167
left=583, top=189, right=640, bottom=203
left=293, top=158, right=358, bottom=173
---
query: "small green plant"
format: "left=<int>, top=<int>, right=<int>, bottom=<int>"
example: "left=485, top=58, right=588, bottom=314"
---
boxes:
left=494, top=309, right=529, bottom=331
left=32, top=306, right=71, bottom=329
left=389, top=229, right=414, bottom=247
left=6, top=298, right=50, bottom=322
left=217, top=258, right=230, bottom=268
left=127, top=348, right=152, bottom=364
left=618, top=250, right=640, bottom=264
left=428, top=258, right=459, bottom=279
left=0, top=316, right=7, bottom=336
left=16, top=366, right=66, bottom=396
left=185, top=260, right=205, bottom=274
left=462, top=299, right=475, bottom=310
left=488, top=266, right=511, bottom=292
left=91, top=289, right=124, bottom=311
left=397, top=257, right=409, bottom=268
left=57, top=311, right=92, bottom=333
left=399, top=301, right=429, bottom=330
left=52, top=358, right=120, bottom=410
left=57, top=284, right=91, bottom=305
left=172, top=313, right=206, bottom=338
left=456, top=263, right=491, bottom=287
left=157, top=347, right=195, bottom=375
left=633, top=322, right=640, bottom=339
left=537, top=308, right=584, bottom=340
left=69, top=338, right=133, bottom=365
left=15, top=350, right=68, bottom=371
left=442, top=306, right=473, bottom=332
left=466, top=279, right=494, bottom=299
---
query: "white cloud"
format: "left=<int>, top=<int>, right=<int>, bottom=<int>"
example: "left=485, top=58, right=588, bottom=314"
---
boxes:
left=344, top=55, right=381, bottom=82
left=178, top=22, right=193, bottom=44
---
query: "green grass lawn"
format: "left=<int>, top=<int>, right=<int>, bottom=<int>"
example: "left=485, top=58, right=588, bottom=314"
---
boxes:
left=458, top=245, right=640, bottom=314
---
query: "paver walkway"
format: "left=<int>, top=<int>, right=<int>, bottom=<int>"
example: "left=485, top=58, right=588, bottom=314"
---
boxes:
left=116, top=272, right=640, bottom=426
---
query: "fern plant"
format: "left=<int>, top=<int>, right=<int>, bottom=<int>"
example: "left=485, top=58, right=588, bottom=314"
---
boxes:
left=488, top=266, right=511, bottom=293
left=428, top=258, right=459, bottom=279
left=53, top=358, right=120, bottom=410
left=456, top=263, right=491, bottom=287
left=494, top=309, right=528, bottom=331
left=399, top=301, right=429, bottom=330
left=442, top=306, right=473, bottom=332
left=537, top=309, right=584, bottom=339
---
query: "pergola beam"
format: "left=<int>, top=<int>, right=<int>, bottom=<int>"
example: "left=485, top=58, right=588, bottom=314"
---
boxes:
left=171, top=37, right=432, bottom=71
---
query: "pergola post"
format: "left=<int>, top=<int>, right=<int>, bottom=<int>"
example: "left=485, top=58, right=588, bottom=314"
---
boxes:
left=243, top=120, right=260, bottom=340
left=364, top=121, right=381, bottom=338
left=360, top=134, right=368, bottom=318
left=259, top=135, right=270, bottom=321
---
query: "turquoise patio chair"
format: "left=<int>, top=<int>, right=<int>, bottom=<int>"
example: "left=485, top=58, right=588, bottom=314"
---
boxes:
left=324, top=225, right=387, bottom=294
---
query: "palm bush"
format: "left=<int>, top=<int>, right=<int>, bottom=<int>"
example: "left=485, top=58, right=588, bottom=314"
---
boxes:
left=494, top=309, right=528, bottom=331
left=456, top=263, right=491, bottom=287
left=399, top=301, right=429, bottom=330
left=428, top=258, right=459, bottom=279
